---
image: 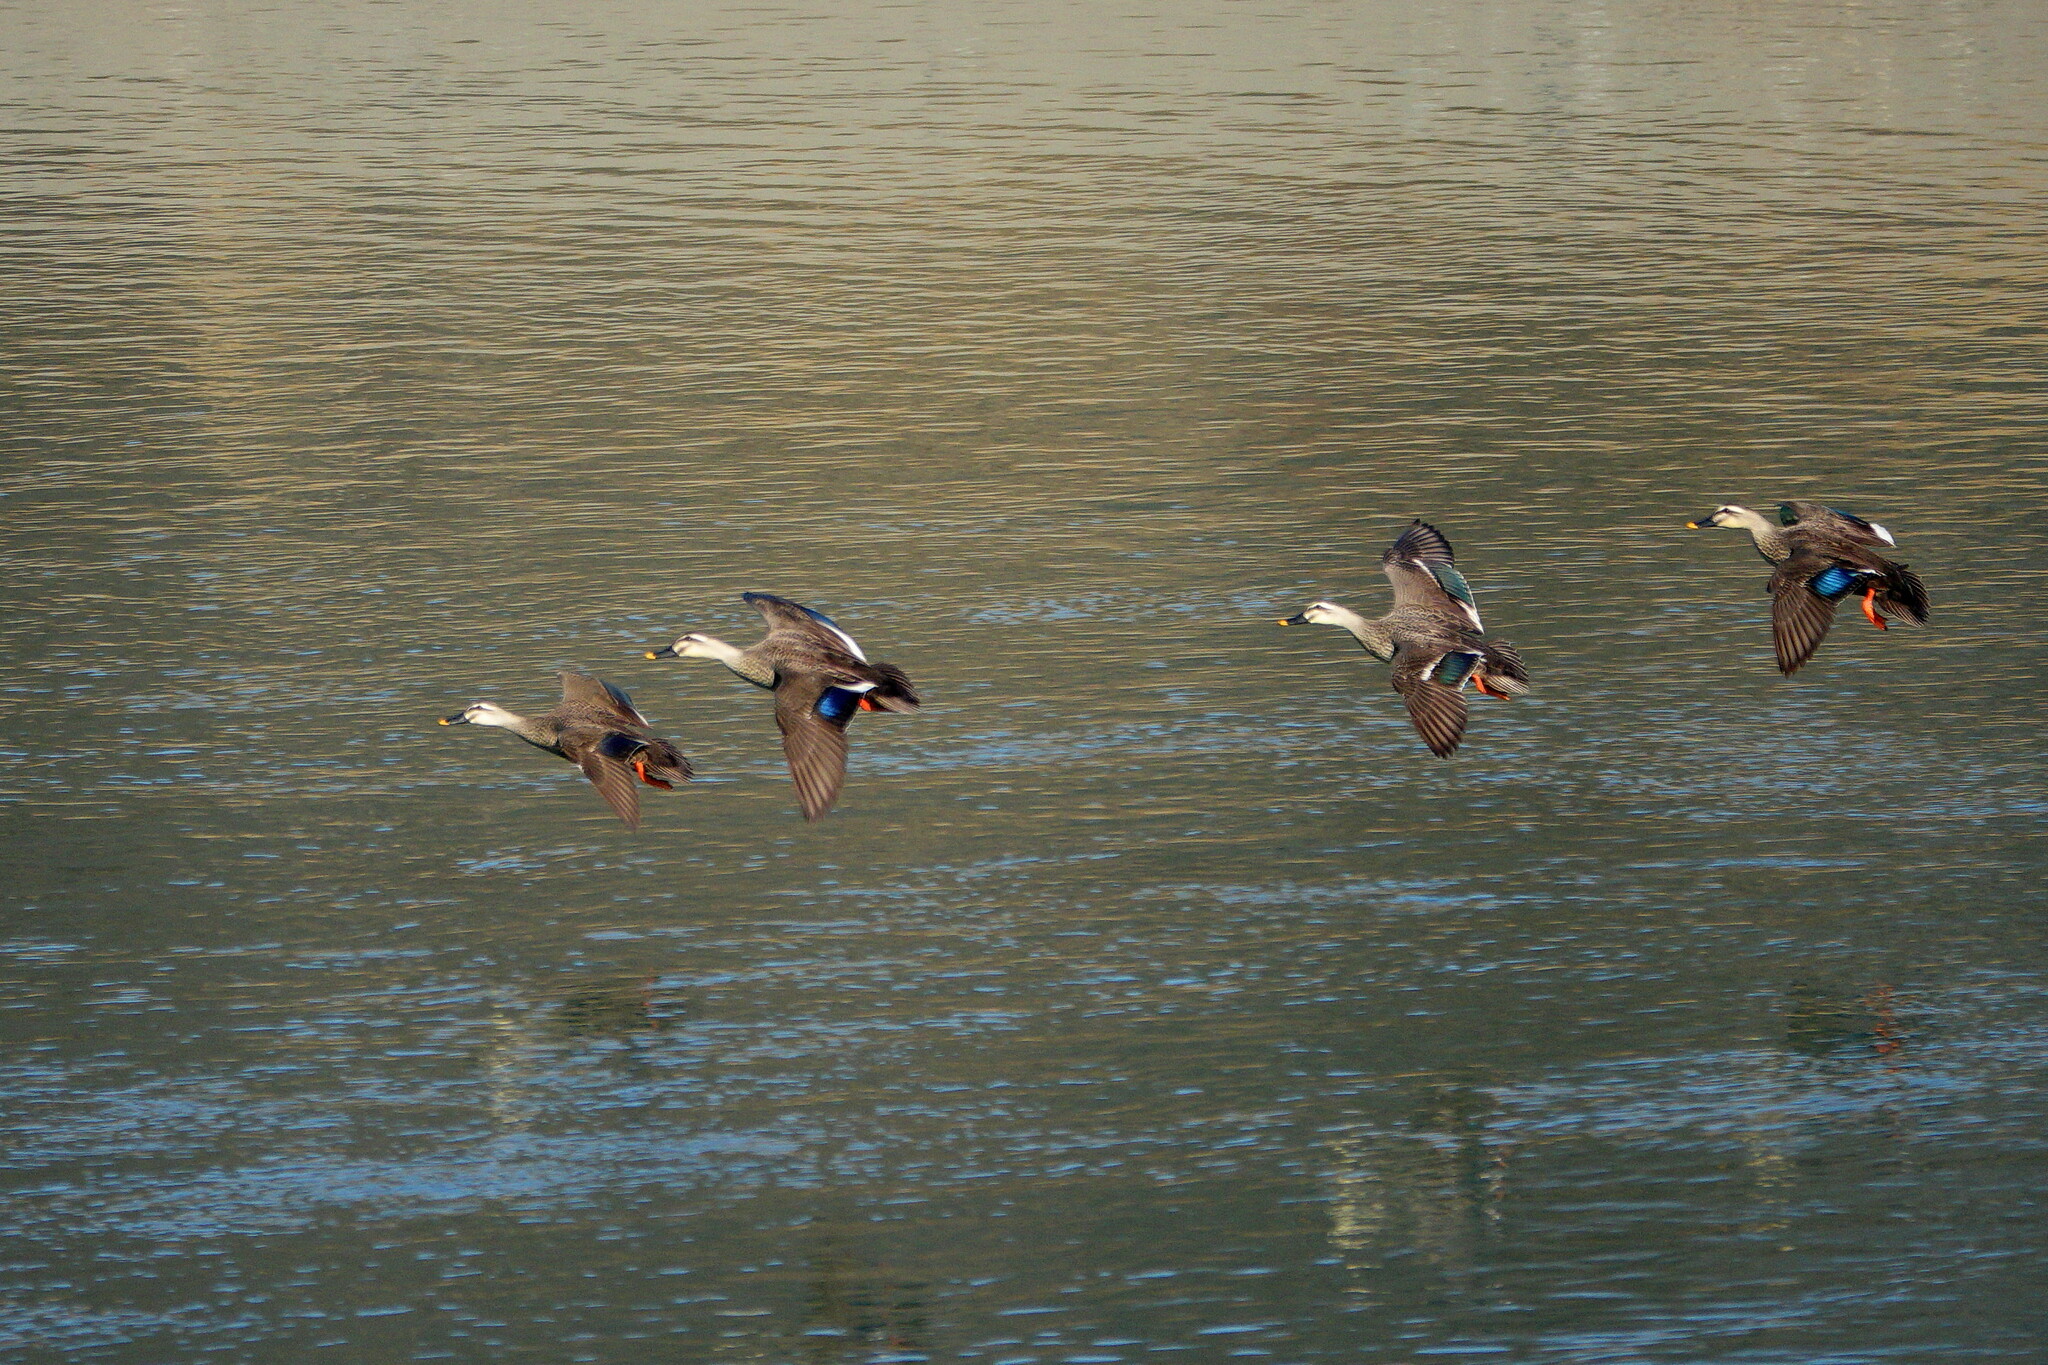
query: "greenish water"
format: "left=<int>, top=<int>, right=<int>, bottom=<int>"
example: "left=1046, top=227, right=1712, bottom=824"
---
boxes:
left=4, top=1, right=2047, bottom=1360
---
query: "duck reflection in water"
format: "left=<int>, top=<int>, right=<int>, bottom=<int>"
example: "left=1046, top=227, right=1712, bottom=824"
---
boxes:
left=478, top=976, right=687, bottom=1129
left=1735, top=982, right=1915, bottom=1238
left=797, top=1237, right=927, bottom=1363
left=1784, top=980, right=1911, bottom=1061
left=548, top=974, right=686, bottom=1043
left=1321, top=1084, right=1510, bottom=1300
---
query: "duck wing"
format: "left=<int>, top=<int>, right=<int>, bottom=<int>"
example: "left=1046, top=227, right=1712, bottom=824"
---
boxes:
left=1380, top=520, right=1483, bottom=630
left=771, top=675, right=858, bottom=821
left=1768, top=553, right=1859, bottom=675
left=558, top=670, right=650, bottom=727
left=1389, top=644, right=1471, bottom=758
left=745, top=592, right=871, bottom=660
left=564, top=730, right=644, bottom=830
left=1779, top=501, right=1895, bottom=549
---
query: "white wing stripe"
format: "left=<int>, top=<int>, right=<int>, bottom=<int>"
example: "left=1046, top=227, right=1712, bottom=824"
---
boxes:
left=806, top=611, right=867, bottom=660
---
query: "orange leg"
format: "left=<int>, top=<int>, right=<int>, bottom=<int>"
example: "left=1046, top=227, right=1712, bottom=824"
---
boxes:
left=632, top=759, right=674, bottom=791
left=1859, top=584, right=1888, bottom=630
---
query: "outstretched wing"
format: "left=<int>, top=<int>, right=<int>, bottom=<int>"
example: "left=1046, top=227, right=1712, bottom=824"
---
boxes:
left=568, top=734, right=644, bottom=830
left=1768, top=554, right=1851, bottom=676
left=1380, top=520, right=1483, bottom=630
left=1389, top=645, right=1471, bottom=758
left=1779, top=501, right=1895, bottom=548
left=771, top=675, right=857, bottom=821
left=559, top=671, right=649, bottom=727
left=744, top=592, right=870, bottom=661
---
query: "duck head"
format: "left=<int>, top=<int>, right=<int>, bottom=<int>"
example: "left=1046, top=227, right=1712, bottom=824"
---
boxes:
left=644, top=632, right=727, bottom=661
left=1687, top=504, right=1771, bottom=534
left=1278, top=600, right=1346, bottom=627
left=440, top=701, right=519, bottom=729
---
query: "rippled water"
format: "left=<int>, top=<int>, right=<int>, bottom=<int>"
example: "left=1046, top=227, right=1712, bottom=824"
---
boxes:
left=5, top=0, right=2047, bottom=1360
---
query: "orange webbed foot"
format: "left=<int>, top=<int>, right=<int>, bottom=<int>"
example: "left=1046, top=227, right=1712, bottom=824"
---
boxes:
left=632, top=759, right=674, bottom=791
left=1860, top=584, right=1888, bottom=630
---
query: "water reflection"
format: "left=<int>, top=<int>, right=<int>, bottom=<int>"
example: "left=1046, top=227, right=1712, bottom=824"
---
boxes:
left=547, top=973, right=686, bottom=1043
left=1783, top=981, right=1912, bottom=1061
left=797, top=1239, right=929, bottom=1364
left=478, top=975, right=689, bottom=1129
left=1321, top=1082, right=1509, bottom=1300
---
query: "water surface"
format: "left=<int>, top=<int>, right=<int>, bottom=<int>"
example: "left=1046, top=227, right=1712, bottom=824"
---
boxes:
left=4, top=1, right=2047, bottom=1360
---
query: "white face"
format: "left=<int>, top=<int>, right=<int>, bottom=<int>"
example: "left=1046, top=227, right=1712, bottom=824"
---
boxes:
left=1299, top=601, right=1344, bottom=624
left=456, top=702, right=517, bottom=728
left=667, top=633, right=718, bottom=658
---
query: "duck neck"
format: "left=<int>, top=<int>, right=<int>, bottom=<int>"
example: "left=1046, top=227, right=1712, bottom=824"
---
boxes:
left=474, top=708, right=562, bottom=754
left=695, top=637, right=776, bottom=689
left=1722, top=506, right=1790, bottom=558
left=1325, top=606, right=1395, bottom=661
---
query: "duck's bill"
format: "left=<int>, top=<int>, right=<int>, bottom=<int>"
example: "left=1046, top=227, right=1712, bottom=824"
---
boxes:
left=1685, top=515, right=1716, bottom=529
left=439, top=712, right=469, bottom=725
left=644, top=645, right=677, bottom=659
left=1277, top=613, right=1309, bottom=626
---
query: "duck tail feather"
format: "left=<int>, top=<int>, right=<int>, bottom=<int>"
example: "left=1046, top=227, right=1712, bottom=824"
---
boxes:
left=1877, top=563, right=1929, bottom=625
left=598, top=731, right=694, bottom=782
left=862, top=662, right=922, bottom=712
left=1480, top=640, right=1530, bottom=692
